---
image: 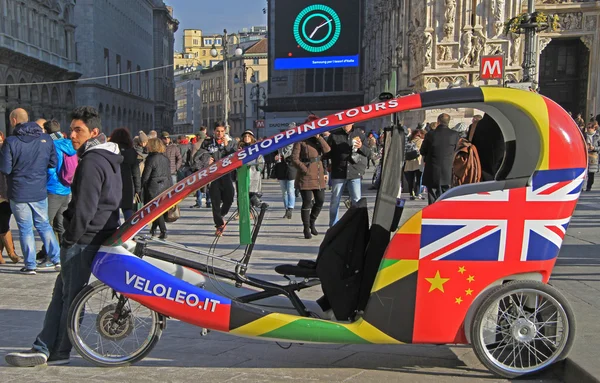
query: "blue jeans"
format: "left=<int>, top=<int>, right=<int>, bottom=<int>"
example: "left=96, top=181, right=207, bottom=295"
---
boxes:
left=195, top=190, right=204, bottom=206
left=278, top=180, right=295, bottom=209
left=33, top=244, right=101, bottom=358
left=10, top=199, right=60, bottom=269
left=329, top=178, right=362, bottom=227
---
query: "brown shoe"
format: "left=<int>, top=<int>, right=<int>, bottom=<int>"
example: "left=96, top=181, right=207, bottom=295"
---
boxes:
left=215, top=225, right=226, bottom=237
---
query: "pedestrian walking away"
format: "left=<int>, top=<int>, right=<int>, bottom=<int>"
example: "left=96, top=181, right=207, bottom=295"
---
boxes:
left=161, top=131, right=182, bottom=186
left=142, top=138, right=173, bottom=239
left=0, top=108, right=61, bottom=274
left=0, top=131, right=21, bottom=265
left=110, top=128, right=142, bottom=220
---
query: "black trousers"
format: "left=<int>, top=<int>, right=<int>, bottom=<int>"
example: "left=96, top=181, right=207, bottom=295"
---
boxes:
left=0, top=201, right=12, bottom=234
left=300, top=189, right=325, bottom=210
left=405, top=170, right=422, bottom=197
left=209, top=178, right=235, bottom=227
left=151, top=214, right=167, bottom=233
left=587, top=172, right=595, bottom=191
left=427, top=185, right=450, bottom=205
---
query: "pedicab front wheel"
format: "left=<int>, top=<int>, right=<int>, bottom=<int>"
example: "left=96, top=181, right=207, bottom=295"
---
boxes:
left=67, top=280, right=165, bottom=367
left=470, top=280, right=575, bottom=379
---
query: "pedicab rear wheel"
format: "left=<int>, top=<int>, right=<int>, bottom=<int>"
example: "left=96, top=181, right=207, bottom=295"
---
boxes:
left=470, top=280, right=575, bottom=379
left=67, top=281, right=165, bottom=367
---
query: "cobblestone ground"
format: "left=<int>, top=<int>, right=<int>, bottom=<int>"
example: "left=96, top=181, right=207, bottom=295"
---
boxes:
left=0, top=175, right=569, bottom=382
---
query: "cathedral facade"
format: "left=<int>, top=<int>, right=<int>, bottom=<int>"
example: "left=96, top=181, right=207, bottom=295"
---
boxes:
left=363, top=0, right=600, bottom=129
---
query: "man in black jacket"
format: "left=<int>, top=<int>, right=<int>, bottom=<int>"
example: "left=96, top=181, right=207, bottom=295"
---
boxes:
left=201, top=121, right=236, bottom=236
left=5, top=106, right=123, bottom=367
left=325, top=123, right=371, bottom=227
left=420, top=113, right=459, bottom=204
left=468, top=114, right=505, bottom=181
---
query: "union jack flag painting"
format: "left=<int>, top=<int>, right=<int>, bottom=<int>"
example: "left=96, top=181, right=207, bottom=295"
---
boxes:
left=419, top=168, right=585, bottom=263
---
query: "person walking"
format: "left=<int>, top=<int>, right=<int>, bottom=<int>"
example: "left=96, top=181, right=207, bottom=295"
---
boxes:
left=420, top=113, right=460, bottom=204
left=0, top=131, right=20, bottom=264
left=291, top=120, right=331, bottom=239
left=404, top=129, right=425, bottom=200
left=325, top=123, right=371, bottom=227
left=110, top=128, right=142, bottom=220
left=585, top=122, right=600, bottom=191
left=141, top=138, right=172, bottom=239
left=238, top=130, right=266, bottom=208
left=202, top=122, right=236, bottom=236
left=274, top=130, right=297, bottom=219
left=36, top=119, right=78, bottom=266
left=5, top=105, right=123, bottom=367
left=160, top=132, right=182, bottom=186
left=189, top=128, right=211, bottom=208
left=0, top=108, right=61, bottom=274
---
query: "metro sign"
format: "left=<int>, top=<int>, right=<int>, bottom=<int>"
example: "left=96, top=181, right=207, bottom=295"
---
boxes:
left=480, top=55, right=504, bottom=80
left=255, top=120, right=265, bottom=129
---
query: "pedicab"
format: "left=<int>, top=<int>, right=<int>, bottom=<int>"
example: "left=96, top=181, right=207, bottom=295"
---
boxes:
left=67, top=87, right=586, bottom=378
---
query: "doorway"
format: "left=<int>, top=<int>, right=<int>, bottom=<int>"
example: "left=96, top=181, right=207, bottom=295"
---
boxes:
left=539, top=38, right=589, bottom=116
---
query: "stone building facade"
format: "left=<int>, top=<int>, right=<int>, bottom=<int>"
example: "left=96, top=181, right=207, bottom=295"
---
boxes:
left=74, top=0, right=177, bottom=135
left=152, top=2, right=178, bottom=133
left=363, top=0, right=600, bottom=129
left=173, top=69, right=201, bottom=135
left=0, top=0, right=80, bottom=135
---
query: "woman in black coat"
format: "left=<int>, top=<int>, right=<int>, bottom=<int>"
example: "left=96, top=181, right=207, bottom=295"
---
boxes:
left=110, top=128, right=142, bottom=221
left=141, top=138, right=173, bottom=239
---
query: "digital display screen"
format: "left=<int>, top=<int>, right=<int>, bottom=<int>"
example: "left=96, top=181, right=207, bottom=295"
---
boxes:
left=274, top=0, right=360, bottom=70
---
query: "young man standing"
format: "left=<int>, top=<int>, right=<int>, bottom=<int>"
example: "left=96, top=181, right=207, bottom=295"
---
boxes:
left=0, top=108, right=61, bottom=274
left=5, top=106, right=123, bottom=367
left=325, top=123, right=371, bottom=227
left=160, top=131, right=182, bottom=185
left=201, top=121, right=236, bottom=236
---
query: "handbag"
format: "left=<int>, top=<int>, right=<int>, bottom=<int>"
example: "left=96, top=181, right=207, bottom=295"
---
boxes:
left=133, top=194, right=143, bottom=211
left=165, top=204, right=180, bottom=223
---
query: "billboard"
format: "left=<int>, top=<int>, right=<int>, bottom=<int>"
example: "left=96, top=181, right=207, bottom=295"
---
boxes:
left=274, top=0, right=360, bottom=70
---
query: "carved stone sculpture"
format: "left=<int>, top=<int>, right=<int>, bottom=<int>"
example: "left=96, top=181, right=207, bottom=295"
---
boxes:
left=472, top=29, right=487, bottom=66
left=580, top=35, right=593, bottom=51
left=493, top=0, right=505, bottom=37
left=424, top=32, right=433, bottom=67
left=459, top=30, right=474, bottom=67
left=508, top=32, right=522, bottom=66
left=560, top=13, right=583, bottom=31
left=444, top=0, right=456, bottom=24
left=437, top=45, right=453, bottom=61
left=538, top=37, right=552, bottom=53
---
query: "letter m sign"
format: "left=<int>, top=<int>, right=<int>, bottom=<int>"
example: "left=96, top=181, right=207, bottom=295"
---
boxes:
left=480, top=55, right=504, bottom=80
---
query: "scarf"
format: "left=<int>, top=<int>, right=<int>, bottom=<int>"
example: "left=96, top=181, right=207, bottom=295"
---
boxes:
left=77, top=133, right=107, bottom=157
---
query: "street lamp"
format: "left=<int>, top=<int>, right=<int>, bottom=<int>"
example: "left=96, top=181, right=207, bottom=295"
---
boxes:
left=232, top=62, right=258, bottom=132
left=250, top=83, right=267, bottom=125
left=210, top=29, right=243, bottom=129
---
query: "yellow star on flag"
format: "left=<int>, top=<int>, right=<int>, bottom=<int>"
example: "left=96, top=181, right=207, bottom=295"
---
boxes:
left=465, top=288, right=474, bottom=296
left=458, top=266, right=466, bottom=274
left=425, top=271, right=450, bottom=293
left=455, top=297, right=463, bottom=304
left=467, top=275, right=475, bottom=283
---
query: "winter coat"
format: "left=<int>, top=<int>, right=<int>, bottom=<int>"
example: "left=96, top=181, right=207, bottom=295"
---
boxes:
left=274, top=144, right=297, bottom=181
left=324, top=127, right=371, bottom=180
left=468, top=114, right=505, bottom=181
left=62, top=142, right=123, bottom=248
left=292, top=136, right=331, bottom=190
left=120, top=147, right=142, bottom=210
left=141, top=152, right=172, bottom=203
left=179, top=142, right=191, bottom=163
left=190, top=147, right=212, bottom=172
left=47, top=135, right=77, bottom=196
left=165, top=143, right=182, bottom=175
left=586, top=131, right=600, bottom=173
left=0, top=122, right=57, bottom=203
left=201, top=137, right=236, bottom=183
left=420, top=125, right=460, bottom=187
left=247, top=156, right=264, bottom=194
left=404, top=137, right=424, bottom=172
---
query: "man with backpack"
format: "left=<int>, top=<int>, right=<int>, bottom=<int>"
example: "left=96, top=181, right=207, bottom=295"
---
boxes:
left=0, top=108, right=61, bottom=274
left=36, top=120, right=78, bottom=267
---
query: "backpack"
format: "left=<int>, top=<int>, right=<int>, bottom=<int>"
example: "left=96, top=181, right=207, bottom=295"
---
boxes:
left=452, top=138, right=482, bottom=186
left=58, top=153, right=79, bottom=187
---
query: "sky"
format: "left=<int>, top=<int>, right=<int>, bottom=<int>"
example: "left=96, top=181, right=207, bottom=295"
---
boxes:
left=165, top=0, right=268, bottom=52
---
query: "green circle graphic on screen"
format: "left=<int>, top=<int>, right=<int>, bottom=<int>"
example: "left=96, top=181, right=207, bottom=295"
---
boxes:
left=293, top=4, right=341, bottom=53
